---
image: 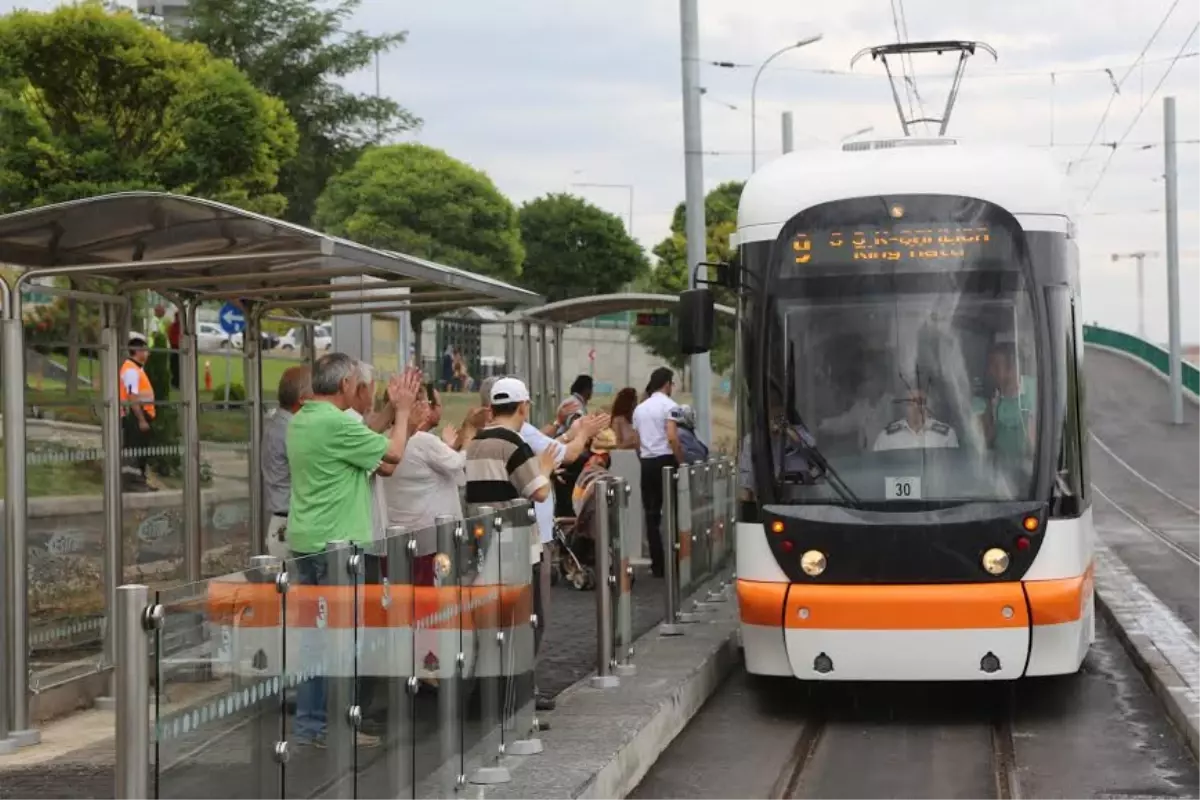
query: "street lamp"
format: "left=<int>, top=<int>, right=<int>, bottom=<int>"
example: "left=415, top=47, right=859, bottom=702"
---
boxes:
left=751, top=35, right=823, bottom=172
left=1111, top=251, right=1159, bottom=339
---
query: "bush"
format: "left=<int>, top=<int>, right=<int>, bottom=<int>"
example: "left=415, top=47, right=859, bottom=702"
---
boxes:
left=210, top=383, right=246, bottom=403
left=145, top=333, right=182, bottom=477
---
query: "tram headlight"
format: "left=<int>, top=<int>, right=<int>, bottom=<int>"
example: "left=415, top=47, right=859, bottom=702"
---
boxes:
left=982, top=547, right=1010, bottom=575
left=800, top=550, right=826, bottom=577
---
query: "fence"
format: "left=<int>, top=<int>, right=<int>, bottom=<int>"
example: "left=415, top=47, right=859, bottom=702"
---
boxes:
left=114, top=503, right=539, bottom=799
left=585, top=455, right=738, bottom=687
left=110, top=454, right=741, bottom=797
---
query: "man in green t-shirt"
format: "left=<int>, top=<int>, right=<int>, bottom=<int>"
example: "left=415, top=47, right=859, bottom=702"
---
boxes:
left=287, top=353, right=421, bottom=748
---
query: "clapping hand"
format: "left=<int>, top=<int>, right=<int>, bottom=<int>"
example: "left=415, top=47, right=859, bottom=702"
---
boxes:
left=387, top=367, right=423, bottom=415
left=441, top=424, right=459, bottom=447
left=538, top=446, right=559, bottom=476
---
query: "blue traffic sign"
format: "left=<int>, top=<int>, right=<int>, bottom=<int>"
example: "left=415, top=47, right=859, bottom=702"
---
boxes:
left=218, top=303, right=246, bottom=335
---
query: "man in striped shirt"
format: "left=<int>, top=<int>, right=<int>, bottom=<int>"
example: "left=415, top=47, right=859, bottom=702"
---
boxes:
left=464, top=377, right=556, bottom=512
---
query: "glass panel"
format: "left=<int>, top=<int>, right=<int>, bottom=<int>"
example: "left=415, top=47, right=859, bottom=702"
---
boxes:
left=199, top=401, right=253, bottom=579
left=282, top=546, right=358, bottom=799
left=415, top=517, right=465, bottom=798
left=351, top=531, right=416, bottom=799
left=152, top=566, right=285, bottom=799
left=691, top=463, right=712, bottom=583
left=611, top=486, right=635, bottom=675
left=24, top=395, right=110, bottom=688
left=500, top=504, right=536, bottom=752
left=675, top=467, right=694, bottom=597
left=461, top=510, right=503, bottom=782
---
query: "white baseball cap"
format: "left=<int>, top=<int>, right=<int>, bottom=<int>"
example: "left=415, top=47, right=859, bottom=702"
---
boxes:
left=489, top=377, right=530, bottom=405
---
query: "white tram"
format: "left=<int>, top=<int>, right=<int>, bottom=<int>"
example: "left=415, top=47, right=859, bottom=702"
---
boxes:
left=680, top=132, right=1095, bottom=681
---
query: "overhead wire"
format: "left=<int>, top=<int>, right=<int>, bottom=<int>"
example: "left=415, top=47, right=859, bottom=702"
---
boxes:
left=1083, top=22, right=1199, bottom=206
left=888, top=0, right=919, bottom=128
left=895, top=0, right=932, bottom=134
left=1070, top=0, right=1183, bottom=172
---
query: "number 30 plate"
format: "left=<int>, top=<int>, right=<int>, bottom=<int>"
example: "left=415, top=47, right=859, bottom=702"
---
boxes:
left=886, top=476, right=921, bottom=499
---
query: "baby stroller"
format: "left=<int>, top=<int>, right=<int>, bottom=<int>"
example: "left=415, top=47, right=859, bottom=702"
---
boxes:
left=549, top=428, right=626, bottom=592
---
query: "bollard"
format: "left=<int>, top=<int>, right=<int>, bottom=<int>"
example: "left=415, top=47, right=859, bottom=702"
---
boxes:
left=324, top=540, right=356, bottom=796
left=115, top=584, right=155, bottom=800
left=590, top=479, right=620, bottom=688
left=659, top=466, right=684, bottom=636
left=614, top=478, right=637, bottom=677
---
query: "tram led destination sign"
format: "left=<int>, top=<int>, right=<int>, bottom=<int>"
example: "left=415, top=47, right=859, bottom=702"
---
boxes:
left=791, top=223, right=994, bottom=265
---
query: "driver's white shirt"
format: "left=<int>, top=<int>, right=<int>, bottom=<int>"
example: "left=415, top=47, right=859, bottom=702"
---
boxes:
left=872, top=417, right=959, bottom=451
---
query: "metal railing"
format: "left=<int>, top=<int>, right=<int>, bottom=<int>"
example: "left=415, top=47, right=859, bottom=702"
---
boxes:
left=112, top=503, right=540, bottom=799
left=588, top=456, right=737, bottom=683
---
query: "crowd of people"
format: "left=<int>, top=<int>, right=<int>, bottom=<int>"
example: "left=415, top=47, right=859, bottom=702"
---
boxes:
left=260, top=352, right=710, bottom=748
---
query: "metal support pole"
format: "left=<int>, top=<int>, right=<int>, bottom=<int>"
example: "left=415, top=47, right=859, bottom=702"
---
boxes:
left=0, top=315, right=15, bottom=755
left=538, top=323, right=551, bottom=424
left=504, top=322, right=516, bottom=375
left=325, top=540, right=355, bottom=792
left=590, top=480, right=620, bottom=688
left=245, top=312, right=265, bottom=554
left=434, top=514, right=465, bottom=786
left=614, top=479, right=637, bottom=677
left=114, top=584, right=152, bottom=800
left=1163, top=95, right=1183, bottom=425
left=1136, top=254, right=1146, bottom=340
left=553, top=326, right=565, bottom=414
left=522, top=320, right=534, bottom=403
left=101, top=311, right=124, bottom=672
left=782, top=111, right=794, bottom=154
left=680, top=0, right=712, bottom=446
left=384, top=526, right=414, bottom=797
left=182, top=303, right=203, bottom=584
left=3, top=289, right=37, bottom=744
left=659, top=466, right=683, bottom=636
left=248, top=554, right=283, bottom=798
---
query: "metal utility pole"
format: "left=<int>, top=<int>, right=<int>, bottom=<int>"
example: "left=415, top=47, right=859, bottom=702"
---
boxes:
left=1163, top=95, right=1183, bottom=424
left=751, top=35, right=822, bottom=172
left=1110, top=251, right=1158, bottom=340
left=680, top=0, right=711, bottom=444
left=782, top=111, right=794, bottom=154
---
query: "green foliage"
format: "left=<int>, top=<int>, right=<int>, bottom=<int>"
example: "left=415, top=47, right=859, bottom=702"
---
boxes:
left=211, top=383, right=247, bottom=403
left=23, top=299, right=102, bottom=354
left=314, top=144, right=524, bottom=283
left=0, top=2, right=298, bottom=215
left=634, top=181, right=743, bottom=375
left=182, top=0, right=420, bottom=224
left=144, top=332, right=181, bottom=476
left=517, top=193, right=649, bottom=303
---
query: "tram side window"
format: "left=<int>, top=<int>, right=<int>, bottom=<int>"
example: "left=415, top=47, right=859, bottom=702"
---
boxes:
left=1047, top=286, right=1086, bottom=515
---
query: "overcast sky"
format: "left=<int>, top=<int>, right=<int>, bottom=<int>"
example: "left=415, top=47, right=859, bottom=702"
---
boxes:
left=8, top=0, right=1200, bottom=342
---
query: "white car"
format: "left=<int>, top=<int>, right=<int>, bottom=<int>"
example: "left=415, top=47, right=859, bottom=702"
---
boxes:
left=196, top=322, right=231, bottom=351
left=278, top=325, right=332, bottom=352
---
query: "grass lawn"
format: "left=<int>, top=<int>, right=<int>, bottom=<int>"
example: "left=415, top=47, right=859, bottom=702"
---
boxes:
left=0, top=443, right=183, bottom=499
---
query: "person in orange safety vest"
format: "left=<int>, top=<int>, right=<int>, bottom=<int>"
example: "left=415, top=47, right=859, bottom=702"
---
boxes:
left=120, top=332, right=157, bottom=492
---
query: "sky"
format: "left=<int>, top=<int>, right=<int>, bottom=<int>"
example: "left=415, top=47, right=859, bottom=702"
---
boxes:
left=6, top=0, right=1200, bottom=343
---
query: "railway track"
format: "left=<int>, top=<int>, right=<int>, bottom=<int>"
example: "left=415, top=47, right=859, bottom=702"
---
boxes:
left=770, top=686, right=1022, bottom=799
left=1091, top=432, right=1200, bottom=568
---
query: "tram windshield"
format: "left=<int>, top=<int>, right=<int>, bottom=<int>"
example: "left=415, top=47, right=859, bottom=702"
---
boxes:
left=754, top=199, right=1041, bottom=506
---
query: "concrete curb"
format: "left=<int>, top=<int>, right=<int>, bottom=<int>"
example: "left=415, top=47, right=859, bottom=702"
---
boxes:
left=483, top=572, right=741, bottom=799
left=1093, top=543, right=1199, bottom=760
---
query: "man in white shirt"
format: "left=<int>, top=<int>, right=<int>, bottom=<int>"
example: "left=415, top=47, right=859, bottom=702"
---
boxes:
left=631, top=367, right=682, bottom=578
left=478, top=376, right=608, bottom=713
left=873, top=387, right=960, bottom=451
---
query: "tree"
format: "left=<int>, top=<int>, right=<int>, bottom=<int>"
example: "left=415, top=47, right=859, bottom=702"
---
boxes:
left=0, top=2, right=298, bottom=215
left=314, top=143, right=524, bottom=355
left=517, top=194, right=649, bottom=303
left=634, top=181, right=743, bottom=374
left=182, top=0, right=420, bottom=225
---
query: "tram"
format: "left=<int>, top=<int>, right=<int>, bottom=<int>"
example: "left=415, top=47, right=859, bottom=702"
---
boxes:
left=678, top=42, right=1094, bottom=681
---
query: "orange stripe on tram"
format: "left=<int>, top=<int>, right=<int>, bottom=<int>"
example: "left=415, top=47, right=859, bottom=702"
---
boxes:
left=1024, top=563, right=1093, bottom=626
left=188, top=583, right=533, bottom=630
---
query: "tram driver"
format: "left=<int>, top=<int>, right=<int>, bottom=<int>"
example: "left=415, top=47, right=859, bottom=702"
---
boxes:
left=872, top=384, right=960, bottom=451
